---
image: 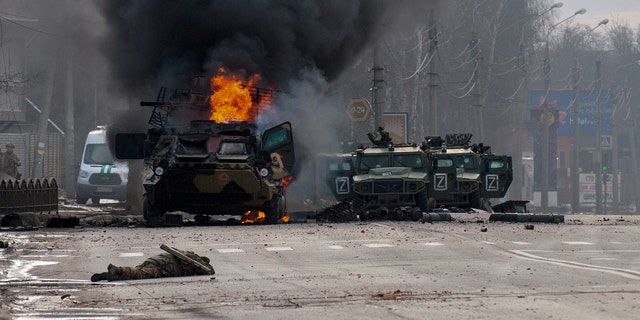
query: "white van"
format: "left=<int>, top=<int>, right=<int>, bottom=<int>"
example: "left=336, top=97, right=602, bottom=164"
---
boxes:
left=76, top=126, right=129, bottom=204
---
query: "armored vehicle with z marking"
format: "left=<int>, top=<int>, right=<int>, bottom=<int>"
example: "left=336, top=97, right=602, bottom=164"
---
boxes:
left=115, top=84, right=294, bottom=226
left=319, top=127, right=432, bottom=222
left=422, top=133, right=513, bottom=211
left=319, top=129, right=514, bottom=222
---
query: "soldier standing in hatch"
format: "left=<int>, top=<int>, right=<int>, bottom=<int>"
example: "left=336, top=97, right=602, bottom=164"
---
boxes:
left=91, top=249, right=214, bottom=282
left=2, top=143, right=21, bottom=179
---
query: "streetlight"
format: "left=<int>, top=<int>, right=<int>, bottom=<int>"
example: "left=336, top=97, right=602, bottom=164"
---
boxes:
left=513, top=2, right=564, bottom=201
left=571, top=18, right=609, bottom=214
left=540, top=2, right=565, bottom=17
left=540, top=8, right=586, bottom=212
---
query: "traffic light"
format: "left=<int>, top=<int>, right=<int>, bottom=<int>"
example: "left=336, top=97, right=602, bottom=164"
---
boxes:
left=602, top=150, right=611, bottom=172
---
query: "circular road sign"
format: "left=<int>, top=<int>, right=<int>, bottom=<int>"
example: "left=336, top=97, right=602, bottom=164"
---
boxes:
left=347, top=98, right=372, bottom=122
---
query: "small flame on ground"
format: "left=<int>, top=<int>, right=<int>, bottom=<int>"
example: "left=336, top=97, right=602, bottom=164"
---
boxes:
left=241, top=210, right=266, bottom=224
left=209, top=67, right=269, bottom=123
left=281, top=215, right=290, bottom=223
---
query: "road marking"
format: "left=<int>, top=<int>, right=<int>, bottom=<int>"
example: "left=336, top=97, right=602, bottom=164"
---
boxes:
left=21, top=249, right=76, bottom=252
left=21, top=254, right=70, bottom=258
left=482, top=241, right=495, bottom=245
left=511, top=250, right=640, bottom=280
left=327, top=245, right=344, bottom=250
left=119, top=252, right=144, bottom=257
left=265, top=247, right=293, bottom=252
left=365, top=243, right=393, bottom=248
left=217, top=248, right=244, bottom=253
left=421, top=242, right=444, bottom=246
left=563, top=241, right=595, bottom=245
left=511, top=241, right=531, bottom=245
left=590, top=257, right=617, bottom=261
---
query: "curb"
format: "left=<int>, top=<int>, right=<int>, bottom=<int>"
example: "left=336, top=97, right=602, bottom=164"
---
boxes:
left=489, top=213, right=564, bottom=223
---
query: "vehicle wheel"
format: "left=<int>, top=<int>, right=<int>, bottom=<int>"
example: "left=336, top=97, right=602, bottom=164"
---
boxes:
left=411, top=207, right=423, bottom=221
left=469, top=192, right=482, bottom=209
left=143, top=195, right=165, bottom=227
left=91, top=197, right=100, bottom=204
left=76, top=196, right=88, bottom=205
left=427, top=198, right=436, bottom=212
left=415, top=189, right=429, bottom=212
left=265, top=195, right=284, bottom=225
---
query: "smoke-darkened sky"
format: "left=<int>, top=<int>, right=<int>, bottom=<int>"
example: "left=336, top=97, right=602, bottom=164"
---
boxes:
left=98, top=0, right=411, bottom=94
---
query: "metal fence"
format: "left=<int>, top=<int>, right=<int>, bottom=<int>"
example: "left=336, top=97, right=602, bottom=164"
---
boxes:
left=0, top=178, right=58, bottom=214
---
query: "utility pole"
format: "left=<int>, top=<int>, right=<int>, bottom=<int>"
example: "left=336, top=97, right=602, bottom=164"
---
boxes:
left=570, top=60, right=580, bottom=213
left=513, top=44, right=527, bottom=200
left=595, top=60, right=603, bottom=214
left=65, top=46, right=76, bottom=198
left=626, top=88, right=640, bottom=214
left=371, top=46, right=384, bottom=130
left=33, top=52, right=58, bottom=179
left=611, top=87, right=620, bottom=214
left=414, top=27, right=424, bottom=136
left=427, top=10, right=438, bottom=135
left=541, top=42, right=551, bottom=213
left=470, top=32, right=483, bottom=139
left=570, top=18, right=608, bottom=214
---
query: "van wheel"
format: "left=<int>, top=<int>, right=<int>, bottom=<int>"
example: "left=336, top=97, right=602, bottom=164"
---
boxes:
left=91, top=197, right=100, bottom=204
left=77, top=197, right=88, bottom=205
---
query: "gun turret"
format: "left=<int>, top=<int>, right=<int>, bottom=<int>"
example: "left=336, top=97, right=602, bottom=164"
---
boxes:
left=367, top=127, right=392, bottom=147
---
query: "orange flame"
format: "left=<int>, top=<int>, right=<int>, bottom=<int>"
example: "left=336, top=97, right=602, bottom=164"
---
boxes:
left=281, top=175, right=294, bottom=196
left=241, top=210, right=266, bottom=224
left=282, top=175, right=294, bottom=186
left=281, top=215, right=290, bottom=223
left=209, top=67, right=268, bottom=123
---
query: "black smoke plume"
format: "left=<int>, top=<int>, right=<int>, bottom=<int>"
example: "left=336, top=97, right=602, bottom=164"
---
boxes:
left=98, top=0, right=432, bottom=211
left=99, top=0, right=403, bottom=93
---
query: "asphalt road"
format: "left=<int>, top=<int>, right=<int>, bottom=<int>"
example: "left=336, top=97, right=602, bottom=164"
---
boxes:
left=1, top=210, right=640, bottom=320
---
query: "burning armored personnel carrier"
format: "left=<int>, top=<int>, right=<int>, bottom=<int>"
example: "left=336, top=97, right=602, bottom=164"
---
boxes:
left=115, top=77, right=294, bottom=226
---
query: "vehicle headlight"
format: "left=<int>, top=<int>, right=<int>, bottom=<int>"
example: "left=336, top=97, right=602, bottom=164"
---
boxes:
left=78, top=170, right=90, bottom=179
left=154, top=166, right=165, bottom=176
left=259, top=167, right=269, bottom=177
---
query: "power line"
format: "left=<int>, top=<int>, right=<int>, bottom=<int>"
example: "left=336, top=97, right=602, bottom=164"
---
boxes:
left=0, top=14, right=66, bottom=38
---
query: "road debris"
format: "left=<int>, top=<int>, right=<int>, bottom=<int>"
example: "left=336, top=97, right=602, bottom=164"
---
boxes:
left=374, top=289, right=402, bottom=300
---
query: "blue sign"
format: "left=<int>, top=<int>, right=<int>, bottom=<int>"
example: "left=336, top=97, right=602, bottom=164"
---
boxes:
left=528, top=90, right=614, bottom=136
left=600, top=135, right=612, bottom=149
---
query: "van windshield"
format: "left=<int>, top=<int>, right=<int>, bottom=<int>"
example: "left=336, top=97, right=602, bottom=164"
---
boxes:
left=84, top=144, right=115, bottom=165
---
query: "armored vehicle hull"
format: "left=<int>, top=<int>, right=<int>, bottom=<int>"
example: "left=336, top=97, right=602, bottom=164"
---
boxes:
left=127, top=120, right=294, bottom=226
left=424, top=133, right=513, bottom=211
left=320, top=140, right=432, bottom=221
left=115, top=83, right=295, bottom=226
left=142, top=165, right=283, bottom=221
